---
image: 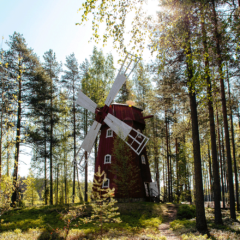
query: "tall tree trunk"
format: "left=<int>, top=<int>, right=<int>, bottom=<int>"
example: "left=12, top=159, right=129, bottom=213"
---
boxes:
left=211, top=0, right=236, bottom=219
left=84, top=151, right=88, bottom=202
left=72, top=85, right=76, bottom=203
left=12, top=56, right=22, bottom=205
left=169, top=132, right=173, bottom=202
left=184, top=14, right=207, bottom=231
left=56, top=164, right=59, bottom=205
left=216, top=106, right=225, bottom=209
left=84, top=109, right=88, bottom=202
left=64, top=151, right=67, bottom=204
left=162, top=139, right=166, bottom=202
left=221, top=125, right=228, bottom=204
left=153, top=119, right=160, bottom=194
left=50, top=80, right=53, bottom=205
left=200, top=11, right=222, bottom=223
left=176, top=138, right=180, bottom=203
left=227, top=69, right=239, bottom=211
left=44, top=112, right=47, bottom=205
left=0, top=79, right=3, bottom=185
left=207, top=145, right=213, bottom=197
left=7, top=124, right=10, bottom=177
left=165, top=110, right=170, bottom=202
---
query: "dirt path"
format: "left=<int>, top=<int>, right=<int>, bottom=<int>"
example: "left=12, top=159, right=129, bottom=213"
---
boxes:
left=158, top=204, right=180, bottom=240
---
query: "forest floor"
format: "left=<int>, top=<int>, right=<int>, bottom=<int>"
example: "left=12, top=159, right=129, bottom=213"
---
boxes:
left=0, top=202, right=240, bottom=239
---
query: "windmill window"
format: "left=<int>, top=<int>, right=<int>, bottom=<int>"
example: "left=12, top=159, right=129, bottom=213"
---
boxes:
left=102, top=178, right=109, bottom=188
left=106, top=129, right=113, bottom=138
left=104, top=154, right=111, bottom=164
left=141, top=155, right=146, bottom=164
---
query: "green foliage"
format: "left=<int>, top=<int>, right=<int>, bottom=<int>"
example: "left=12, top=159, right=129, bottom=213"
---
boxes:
left=170, top=219, right=195, bottom=230
left=0, top=175, right=15, bottom=214
left=110, top=135, right=140, bottom=199
left=177, top=204, right=196, bottom=220
left=181, top=233, right=210, bottom=240
left=23, top=170, right=40, bottom=206
left=81, top=166, right=121, bottom=238
left=80, top=47, right=115, bottom=107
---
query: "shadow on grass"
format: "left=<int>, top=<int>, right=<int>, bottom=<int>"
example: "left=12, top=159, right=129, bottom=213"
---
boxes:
left=0, top=202, right=167, bottom=235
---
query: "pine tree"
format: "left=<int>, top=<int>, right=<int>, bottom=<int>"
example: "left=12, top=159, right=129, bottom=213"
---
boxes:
left=87, top=166, right=121, bottom=238
left=4, top=32, right=41, bottom=205
left=26, top=67, right=52, bottom=205
left=43, top=49, right=61, bottom=205
left=110, top=135, right=140, bottom=200
left=61, top=53, right=80, bottom=204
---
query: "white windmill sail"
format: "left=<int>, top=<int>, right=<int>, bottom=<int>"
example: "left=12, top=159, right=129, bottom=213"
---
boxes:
left=104, top=113, right=132, bottom=140
left=81, top=120, right=102, bottom=153
left=104, top=73, right=126, bottom=106
left=104, top=113, right=149, bottom=155
left=76, top=90, right=97, bottom=114
left=72, top=121, right=101, bottom=171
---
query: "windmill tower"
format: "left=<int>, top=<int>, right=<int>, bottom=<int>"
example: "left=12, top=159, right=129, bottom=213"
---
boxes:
left=74, top=53, right=159, bottom=201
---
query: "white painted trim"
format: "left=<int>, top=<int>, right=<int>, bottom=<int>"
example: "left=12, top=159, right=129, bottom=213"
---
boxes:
left=102, top=178, right=109, bottom=188
left=125, top=128, right=149, bottom=155
left=106, top=128, right=113, bottom=138
left=104, top=154, right=111, bottom=164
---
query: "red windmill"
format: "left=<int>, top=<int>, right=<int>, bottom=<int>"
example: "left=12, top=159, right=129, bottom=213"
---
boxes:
left=74, top=53, right=159, bottom=201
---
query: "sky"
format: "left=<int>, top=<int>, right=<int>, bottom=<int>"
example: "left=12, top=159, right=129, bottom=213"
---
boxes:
left=0, top=0, right=160, bottom=178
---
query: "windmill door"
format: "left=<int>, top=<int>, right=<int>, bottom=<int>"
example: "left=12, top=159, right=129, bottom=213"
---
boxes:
left=149, top=182, right=158, bottom=197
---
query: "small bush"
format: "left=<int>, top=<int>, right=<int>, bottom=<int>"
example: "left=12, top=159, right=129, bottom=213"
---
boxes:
left=181, top=233, right=210, bottom=240
left=170, top=219, right=195, bottom=230
left=177, top=204, right=196, bottom=219
left=14, top=228, right=22, bottom=234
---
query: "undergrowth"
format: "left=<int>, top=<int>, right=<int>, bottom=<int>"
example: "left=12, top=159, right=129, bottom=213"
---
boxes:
left=0, top=202, right=164, bottom=239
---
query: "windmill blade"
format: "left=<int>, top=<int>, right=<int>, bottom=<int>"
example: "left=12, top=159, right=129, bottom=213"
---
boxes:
left=81, top=120, right=101, bottom=153
left=104, top=113, right=149, bottom=155
left=104, top=52, right=140, bottom=107
left=104, top=73, right=126, bottom=106
left=72, top=121, right=101, bottom=172
left=72, top=150, right=89, bottom=173
left=104, top=113, right=132, bottom=140
left=76, top=90, right=97, bottom=114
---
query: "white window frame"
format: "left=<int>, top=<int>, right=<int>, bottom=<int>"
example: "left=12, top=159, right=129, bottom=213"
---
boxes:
left=104, top=154, right=111, bottom=164
left=106, top=128, right=113, bottom=138
left=141, top=155, right=146, bottom=164
left=102, top=178, right=109, bottom=188
left=137, top=129, right=142, bottom=139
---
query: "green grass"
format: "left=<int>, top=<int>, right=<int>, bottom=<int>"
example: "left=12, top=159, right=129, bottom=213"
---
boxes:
left=0, top=202, right=165, bottom=239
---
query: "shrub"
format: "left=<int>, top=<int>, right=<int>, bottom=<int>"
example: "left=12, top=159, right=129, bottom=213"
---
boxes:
left=181, top=233, right=210, bottom=240
left=177, top=204, right=196, bottom=219
left=170, top=219, right=195, bottom=230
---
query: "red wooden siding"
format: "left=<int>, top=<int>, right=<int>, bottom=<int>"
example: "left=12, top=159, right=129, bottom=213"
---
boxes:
left=94, top=103, right=152, bottom=199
